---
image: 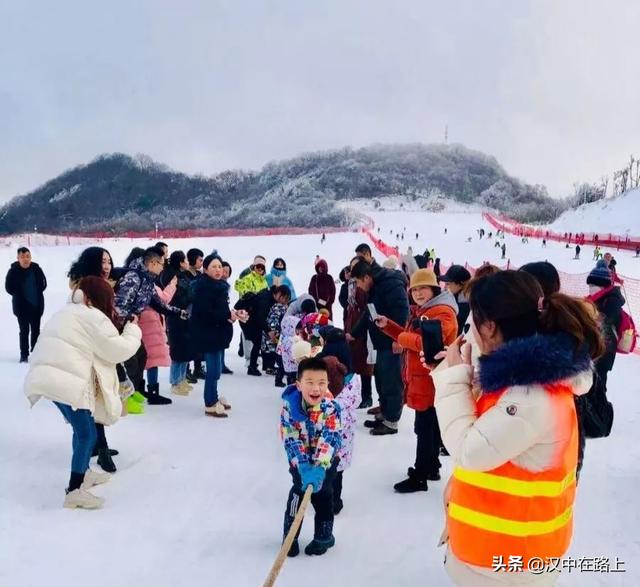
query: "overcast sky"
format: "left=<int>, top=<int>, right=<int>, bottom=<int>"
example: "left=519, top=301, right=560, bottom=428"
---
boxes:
left=1, top=0, right=638, bottom=202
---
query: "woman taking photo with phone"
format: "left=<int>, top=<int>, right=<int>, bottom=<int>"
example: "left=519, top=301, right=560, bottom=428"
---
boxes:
left=432, top=270, right=602, bottom=586
left=374, top=268, right=458, bottom=490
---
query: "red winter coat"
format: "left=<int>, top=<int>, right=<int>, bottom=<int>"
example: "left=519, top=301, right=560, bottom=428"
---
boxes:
left=382, top=295, right=458, bottom=411
left=308, top=259, right=336, bottom=319
left=140, top=283, right=176, bottom=370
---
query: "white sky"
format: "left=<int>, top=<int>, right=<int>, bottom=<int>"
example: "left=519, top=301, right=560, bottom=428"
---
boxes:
left=1, top=0, right=638, bottom=201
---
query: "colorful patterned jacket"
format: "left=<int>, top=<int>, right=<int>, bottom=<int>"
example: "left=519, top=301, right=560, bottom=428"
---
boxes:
left=114, top=258, right=180, bottom=320
left=280, top=385, right=342, bottom=470
left=334, top=374, right=361, bottom=472
left=262, top=302, right=288, bottom=353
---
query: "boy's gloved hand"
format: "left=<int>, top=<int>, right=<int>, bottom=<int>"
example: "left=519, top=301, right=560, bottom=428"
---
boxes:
left=299, top=463, right=326, bottom=493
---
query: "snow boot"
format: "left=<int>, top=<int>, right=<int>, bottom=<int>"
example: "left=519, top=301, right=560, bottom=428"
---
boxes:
left=130, top=391, right=146, bottom=404
left=370, top=422, right=398, bottom=436
left=204, top=402, right=228, bottom=418
left=393, top=468, right=428, bottom=493
left=19, top=354, right=28, bottom=364
left=222, top=365, right=233, bottom=374
left=274, top=379, right=286, bottom=388
left=219, top=396, right=232, bottom=410
left=64, top=488, right=104, bottom=509
left=92, top=447, right=118, bottom=458
left=126, top=396, right=145, bottom=414
left=247, top=367, right=262, bottom=377
left=367, top=405, right=382, bottom=415
left=82, top=469, right=112, bottom=489
left=97, top=448, right=117, bottom=473
left=185, top=368, right=198, bottom=384
left=283, top=509, right=303, bottom=558
left=194, top=365, right=206, bottom=380
left=364, top=415, right=384, bottom=428
left=305, top=520, right=335, bottom=556
left=147, top=383, right=172, bottom=405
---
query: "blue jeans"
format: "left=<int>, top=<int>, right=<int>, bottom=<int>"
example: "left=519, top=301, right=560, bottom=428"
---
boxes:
left=54, top=402, right=97, bottom=474
left=146, top=366, right=159, bottom=386
left=204, top=351, right=224, bottom=407
left=170, top=361, right=188, bottom=385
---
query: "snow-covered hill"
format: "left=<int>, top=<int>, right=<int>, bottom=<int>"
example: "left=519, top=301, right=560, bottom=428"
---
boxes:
left=549, top=188, right=640, bottom=237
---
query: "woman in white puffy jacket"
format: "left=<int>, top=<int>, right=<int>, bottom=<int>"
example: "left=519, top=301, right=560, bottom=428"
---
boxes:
left=24, top=276, right=141, bottom=510
left=431, top=270, right=603, bottom=586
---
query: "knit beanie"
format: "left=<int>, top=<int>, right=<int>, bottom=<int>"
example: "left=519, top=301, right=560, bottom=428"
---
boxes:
left=586, top=260, right=612, bottom=288
left=253, top=255, right=266, bottom=267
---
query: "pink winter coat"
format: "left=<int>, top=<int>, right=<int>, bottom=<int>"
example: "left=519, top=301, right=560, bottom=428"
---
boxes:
left=140, top=283, right=176, bottom=370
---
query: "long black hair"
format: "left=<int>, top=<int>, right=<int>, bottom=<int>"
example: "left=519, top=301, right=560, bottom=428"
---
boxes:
left=68, top=247, right=113, bottom=282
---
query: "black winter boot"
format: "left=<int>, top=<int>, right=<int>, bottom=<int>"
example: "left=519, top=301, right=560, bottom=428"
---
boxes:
left=147, top=383, right=173, bottom=405
left=193, top=366, right=206, bottom=380
left=305, top=520, right=335, bottom=556
left=393, top=467, right=428, bottom=493
left=97, top=449, right=117, bottom=473
left=92, top=447, right=119, bottom=458
left=186, top=368, right=198, bottom=384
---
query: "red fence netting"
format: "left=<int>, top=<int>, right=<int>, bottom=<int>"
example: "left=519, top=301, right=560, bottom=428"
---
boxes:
left=363, top=226, right=640, bottom=356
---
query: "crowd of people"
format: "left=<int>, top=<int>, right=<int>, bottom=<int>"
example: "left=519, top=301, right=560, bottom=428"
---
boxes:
left=5, top=233, right=636, bottom=584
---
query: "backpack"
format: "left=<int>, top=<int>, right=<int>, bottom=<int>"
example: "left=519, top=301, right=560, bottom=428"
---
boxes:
left=617, top=308, right=637, bottom=354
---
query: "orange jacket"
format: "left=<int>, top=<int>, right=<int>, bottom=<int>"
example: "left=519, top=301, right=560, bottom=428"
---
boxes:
left=447, top=384, right=578, bottom=570
left=382, top=299, right=458, bottom=411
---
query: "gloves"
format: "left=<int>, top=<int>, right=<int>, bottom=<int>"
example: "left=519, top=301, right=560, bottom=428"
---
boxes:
left=299, top=463, right=326, bottom=493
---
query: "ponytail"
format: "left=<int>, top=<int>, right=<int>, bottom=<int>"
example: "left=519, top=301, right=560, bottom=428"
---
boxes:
left=470, top=270, right=605, bottom=359
left=539, top=293, right=604, bottom=360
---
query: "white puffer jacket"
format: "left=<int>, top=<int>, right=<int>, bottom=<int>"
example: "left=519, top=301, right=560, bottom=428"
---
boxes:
left=24, top=292, right=141, bottom=425
left=432, top=333, right=593, bottom=587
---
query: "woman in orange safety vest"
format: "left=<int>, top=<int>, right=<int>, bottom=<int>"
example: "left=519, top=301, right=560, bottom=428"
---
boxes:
left=432, top=270, right=604, bottom=586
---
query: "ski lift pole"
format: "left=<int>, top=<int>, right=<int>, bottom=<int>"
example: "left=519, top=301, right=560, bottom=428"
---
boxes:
left=262, top=485, right=313, bottom=587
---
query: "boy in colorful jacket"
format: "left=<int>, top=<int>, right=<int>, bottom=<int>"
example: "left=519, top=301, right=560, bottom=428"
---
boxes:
left=280, top=357, right=342, bottom=557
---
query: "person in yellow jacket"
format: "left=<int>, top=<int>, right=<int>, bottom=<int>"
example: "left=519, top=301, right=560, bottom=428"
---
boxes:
left=234, top=255, right=269, bottom=297
left=431, top=270, right=603, bottom=586
left=234, top=255, right=269, bottom=365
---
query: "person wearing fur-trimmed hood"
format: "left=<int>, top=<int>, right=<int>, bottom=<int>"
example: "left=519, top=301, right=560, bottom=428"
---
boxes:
left=431, top=270, right=603, bottom=586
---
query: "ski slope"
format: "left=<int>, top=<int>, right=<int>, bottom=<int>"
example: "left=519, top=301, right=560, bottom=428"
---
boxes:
left=1, top=210, right=638, bottom=587
left=549, top=188, right=640, bottom=238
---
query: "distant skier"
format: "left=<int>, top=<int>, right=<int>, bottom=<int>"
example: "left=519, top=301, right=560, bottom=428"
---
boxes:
left=575, top=245, right=581, bottom=260
left=321, top=233, right=326, bottom=244
left=542, top=239, right=547, bottom=248
left=636, top=246, right=640, bottom=258
left=444, top=228, right=448, bottom=235
left=501, top=243, right=506, bottom=260
left=416, top=233, right=419, bottom=240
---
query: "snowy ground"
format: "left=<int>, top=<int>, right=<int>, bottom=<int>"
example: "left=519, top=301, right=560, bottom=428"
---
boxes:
left=1, top=211, right=639, bottom=586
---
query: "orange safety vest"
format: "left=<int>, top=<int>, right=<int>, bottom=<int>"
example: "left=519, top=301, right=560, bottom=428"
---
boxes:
left=447, top=382, right=578, bottom=569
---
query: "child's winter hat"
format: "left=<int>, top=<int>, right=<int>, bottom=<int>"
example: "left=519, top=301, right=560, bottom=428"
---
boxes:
left=292, top=337, right=313, bottom=363
left=252, top=255, right=267, bottom=267
left=587, top=260, right=612, bottom=288
left=301, top=312, right=331, bottom=337
left=383, top=255, right=399, bottom=269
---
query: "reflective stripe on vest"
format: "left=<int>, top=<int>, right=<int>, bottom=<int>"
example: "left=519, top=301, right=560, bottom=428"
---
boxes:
left=447, top=383, right=578, bottom=569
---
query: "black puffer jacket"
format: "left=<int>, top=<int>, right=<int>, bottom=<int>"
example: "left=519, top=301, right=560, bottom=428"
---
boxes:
left=590, top=286, right=625, bottom=373
left=190, top=276, right=233, bottom=353
left=161, top=268, right=195, bottom=362
left=5, top=262, right=47, bottom=316
left=351, top=264, right=409, bottom=350
left=234, top=289, right=274, bottom=343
